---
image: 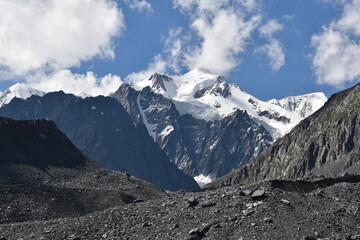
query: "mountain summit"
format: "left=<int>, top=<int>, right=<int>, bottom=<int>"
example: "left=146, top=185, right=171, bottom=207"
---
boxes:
left=0, top=83, right=45, bottom=107
left=131, top=69, right=307, bottom=138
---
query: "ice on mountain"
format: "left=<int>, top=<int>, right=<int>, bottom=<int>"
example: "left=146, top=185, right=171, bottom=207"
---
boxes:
left=160, top=125, right=174, bottom=138
left=194, top=174, right=213, bottom=187
left=0, top=83, right=45, bottom=107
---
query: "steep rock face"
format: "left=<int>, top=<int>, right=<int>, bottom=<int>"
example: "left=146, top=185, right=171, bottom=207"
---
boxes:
left=211, top=83, right=360, bottom=187
left=0, top=117, right=90, bottom=169
left=0, top=92, right=198, bottom=191
left=112, top=81, right=273, bottom=180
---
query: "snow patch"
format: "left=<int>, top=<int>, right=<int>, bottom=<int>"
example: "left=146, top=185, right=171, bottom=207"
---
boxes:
left=160, top=125, right=174, bottom=137
left=268, top=92, right=327, bottom=118
left=137, top=95, right=157, bottom=141
left=0, top=83, right=45, bottom=107
left=194, top=174, right=213, bottom=187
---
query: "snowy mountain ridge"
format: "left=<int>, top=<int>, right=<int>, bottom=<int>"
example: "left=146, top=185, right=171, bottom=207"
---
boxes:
left=0, top=83, right=45, bottom=107
left=267, top=92, right=328, bottom=118
left=131, top=69, right=326, bottom=139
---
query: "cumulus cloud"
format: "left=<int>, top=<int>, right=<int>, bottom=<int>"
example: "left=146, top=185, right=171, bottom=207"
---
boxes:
left=256, top=19, right=285, bottom=71
left=0, top=0, right=124, bottom=77
left=312, top=0, right=360, bottom=87
left=27, top=70, right=122, bottom=97
left=125, top=55, right=167, bottom=83
left=259, top=19, right=284, bottom=38
left=256, top=40, right=285, bottom=71
left=162, top=28, right=185, bottom=73
left=187, top=11, right=260, bottom=74
left=124, top=0, right=263, bottom=83
left=123, top=0, right=153, bottom=13
left=173, top=0, right=261, bottom=75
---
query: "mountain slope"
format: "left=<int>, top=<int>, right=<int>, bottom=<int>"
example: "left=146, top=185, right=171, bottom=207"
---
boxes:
left=210, top=83, right=360, bottom=187
left=0, top=117, right=166, bottom=223
left=0, top=92, right=198, bottom=191
left=0, top=83, right=45, bottom=107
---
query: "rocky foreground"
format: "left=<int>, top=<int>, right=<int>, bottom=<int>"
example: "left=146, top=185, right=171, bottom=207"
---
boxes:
left=1, top=176, right=359, bottom=240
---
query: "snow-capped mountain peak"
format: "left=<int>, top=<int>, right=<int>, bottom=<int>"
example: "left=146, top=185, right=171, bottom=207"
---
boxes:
left=130, top=69, right=310, bottom=139
left=268, top=92, right=327, bottom=118
left=0, top=83, right=45, bottom=107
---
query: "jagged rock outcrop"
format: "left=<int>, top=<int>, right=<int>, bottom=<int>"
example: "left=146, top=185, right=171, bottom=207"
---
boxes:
left=0, top=92, right=199, bottom=191
left=210, top=83, right=360, bottom=187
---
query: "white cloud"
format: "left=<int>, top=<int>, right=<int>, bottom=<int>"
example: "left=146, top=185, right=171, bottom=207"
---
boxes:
left=259, top=19, right=284, bottom=38
left=256, top=39, right=285, bottom=71
left=186, top=10, right=261, bottom=74
left=174, top=0, right=258, bottom=13
left=123, top=0, right=153, bottom=13
left=125, top=55, right=167, bottom=83
left=163, top=28, right=185, bottom=73
left=171, top=0, right=261, bottom=75
left=126, top=0, right=263, bottom=83
left=0, top=0, right=124, bottom=77
left=256, top=19, right=285, bottom=71
left=27, top=70, right=122, bottom=97
left=312, top=0, right=360, bottom=87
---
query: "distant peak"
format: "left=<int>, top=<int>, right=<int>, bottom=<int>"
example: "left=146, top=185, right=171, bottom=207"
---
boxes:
left=0, top=83, right=45, bottom=107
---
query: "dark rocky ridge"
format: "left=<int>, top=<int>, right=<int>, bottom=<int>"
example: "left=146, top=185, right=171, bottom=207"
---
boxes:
left=209, top=83, right=360, bottom=187
left=1, top=175, right=359, bottom=239
left=0, top=92, right=198, bottom=191
left=111, top=79, right=272, bottom=179
left=0, top=117, right=167, bottom=224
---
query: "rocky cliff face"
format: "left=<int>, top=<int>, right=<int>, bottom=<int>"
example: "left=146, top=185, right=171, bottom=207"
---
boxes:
left=0, top=92, right=199, bottom=191
left=0, top=117, right=90, bottom=170
left=211, top=83, right=360, bottom=187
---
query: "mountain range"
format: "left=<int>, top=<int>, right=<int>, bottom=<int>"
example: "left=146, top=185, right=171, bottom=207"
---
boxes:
left=0, top=69, right=327, bottom=186
left=1, top=81, right=360, bottom=239
left=111, top=69, right=327, bottom=183
left=0, top=92, right=198, bottom=191
left=0, top=117, right=166, bottom=223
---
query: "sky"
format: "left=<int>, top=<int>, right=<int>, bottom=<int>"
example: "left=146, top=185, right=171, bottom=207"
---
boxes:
left=0, top=0, right=360, bottom=100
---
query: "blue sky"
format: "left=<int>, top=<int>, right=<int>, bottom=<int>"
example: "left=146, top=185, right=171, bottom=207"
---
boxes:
left=0, top=0, right=359, bottom=100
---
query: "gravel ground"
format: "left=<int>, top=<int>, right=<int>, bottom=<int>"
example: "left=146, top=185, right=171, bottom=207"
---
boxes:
left=1, top=177, right=359, bottom=240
